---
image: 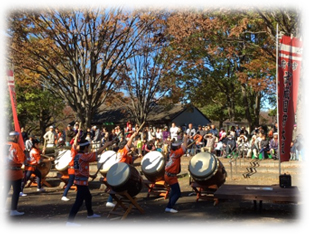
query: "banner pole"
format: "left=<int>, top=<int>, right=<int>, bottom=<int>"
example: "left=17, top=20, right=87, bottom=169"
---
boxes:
left=276, top=23, right=281, bottom=176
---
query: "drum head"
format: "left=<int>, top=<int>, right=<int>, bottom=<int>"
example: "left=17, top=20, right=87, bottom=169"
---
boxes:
left=141, top=151, right=165, bottom=175
left=54, top=150, right=71, bottom=171
left=189, top=152, right=218, bottom=179
left=97, top=150, right=118, bottom=174
left=106, top=162, right=130, bottom=187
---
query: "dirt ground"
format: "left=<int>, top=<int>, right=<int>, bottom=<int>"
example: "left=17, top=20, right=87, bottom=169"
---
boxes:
left=3, top=174, right=304, bottom=233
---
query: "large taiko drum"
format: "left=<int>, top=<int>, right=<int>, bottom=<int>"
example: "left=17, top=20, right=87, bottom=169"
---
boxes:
left=97, top=150, right=118, bottom=176
left=188, top=152, right=227, bottom=187
left=106, top=162, right=143, bottom=197
left=141, top=151, right=165, bottom=182
left=54, top=149, right=72, bottom=175
left=37, top=155, right=52, bottom=178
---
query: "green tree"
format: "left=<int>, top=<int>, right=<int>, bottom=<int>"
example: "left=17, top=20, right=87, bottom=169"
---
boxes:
left=164, top=8, right=289, bottom=131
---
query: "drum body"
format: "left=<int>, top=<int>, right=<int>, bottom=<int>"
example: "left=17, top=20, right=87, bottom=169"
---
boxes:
left=37, top=156, right=52, bottom=178
left=97, top=150, right=118, bottom=176
left=141, top=151, right=165, bottom=182
left=106, top=162, right=143, bottom=197
left=54, top=149, right=71, bottom=175
left=188, top=152, right=226, bottom=187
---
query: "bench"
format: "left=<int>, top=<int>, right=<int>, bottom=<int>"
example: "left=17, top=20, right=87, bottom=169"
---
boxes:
left=214, top=184, right=300, bottom=211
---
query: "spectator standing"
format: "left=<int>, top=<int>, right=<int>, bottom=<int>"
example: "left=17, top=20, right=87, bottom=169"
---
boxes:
left=108, top=128, right=117, bottom=141
left=125, top=122, right=134, bottom=140
left=203, top=133, right=216, bottom=153
left=170, top=123, right=179, bottom=141
left=162, top=126, right=170, bottom=142
left=20, top=127, right=28, bottom=144
left=92, top=126, right=101, bottom=151
left=136, top=137, right=142, bottom=155
left=219, top=127, right=226, bottom=141
left=228, top=126, right=236, bottom=139
left=65, top=124, right=76, bottom=147
left=209, top=124, right=219, bottom=137
left=177, top=126, right=183, bottom=141
left=186, top=123, right=196, bottom=156
left=55, top=127, right=64, bottom=146
left=193, top=131, right=203, bottom=153
left=290, top=124, right=298, bottom=160
left=148, top=126, right=155, bottom=141
left=235, top=125, right=241, bottom=137
left=197, top=125, right=205, bottom=147
left=24, top=135, right=34, bottom=156
left=43, top=126, right=56, bottom=148
left=155, top=127, right=163, bottom=141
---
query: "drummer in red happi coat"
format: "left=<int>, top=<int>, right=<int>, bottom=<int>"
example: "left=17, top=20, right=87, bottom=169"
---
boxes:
left=20, top=138, right=52, bottom=196
left=61, top=127, right=81, bottom=201
left=164, top=133, right=188, bottom=213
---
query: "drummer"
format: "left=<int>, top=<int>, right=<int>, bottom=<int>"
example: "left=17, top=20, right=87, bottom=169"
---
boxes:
left=6, top=131, right=26, bottom=216
left=61, top=128, right=81, bottom=201
left=20, top=138, right=52, bottom=196
left=164, top=133, right=188, bottom=213
left=106, top=130, right=141, bottom=208
left=66, top=138, right=116, bottom=226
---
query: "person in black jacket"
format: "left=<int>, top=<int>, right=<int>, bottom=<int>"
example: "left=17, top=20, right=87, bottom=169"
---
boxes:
left=259, top=130, right=270, bottom=159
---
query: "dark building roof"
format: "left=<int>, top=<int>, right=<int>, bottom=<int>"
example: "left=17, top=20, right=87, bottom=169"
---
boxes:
left=92, top=104, right=211, bottom=127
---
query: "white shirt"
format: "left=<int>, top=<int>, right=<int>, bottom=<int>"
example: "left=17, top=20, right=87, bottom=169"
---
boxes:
left=170, top=126, right=179, bottom=141
left=155, top=131, right=163, bottom=140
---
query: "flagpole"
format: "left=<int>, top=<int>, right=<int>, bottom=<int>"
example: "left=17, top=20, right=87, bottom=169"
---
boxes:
left=276, top=23, right=281, bottom=176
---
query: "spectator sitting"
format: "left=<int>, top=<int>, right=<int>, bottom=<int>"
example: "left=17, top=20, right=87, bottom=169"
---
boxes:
left=258, top=130, right=269, bottom=159
left=236, top=130, right=248, bottom=158
left=222, top=134, right=236, bottom=158
left=269, top=132, right=279, bottom=160
left=246, top=133, right=258, bottom=158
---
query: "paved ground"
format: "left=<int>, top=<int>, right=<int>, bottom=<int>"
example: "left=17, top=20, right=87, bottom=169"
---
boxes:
left=3, top=175, right=304, bottom=232
left=2, top=156, right=307, bottom=233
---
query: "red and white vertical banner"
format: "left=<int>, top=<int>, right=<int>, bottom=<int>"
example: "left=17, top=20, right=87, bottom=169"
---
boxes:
left=278, top=35, right=302, bottom=162
left=7, top=69, right=25, bottom=150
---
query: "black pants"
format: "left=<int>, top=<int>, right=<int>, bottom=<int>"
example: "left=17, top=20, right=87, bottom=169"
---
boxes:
left=21, top=168, right=42, bottom=190
left=63, top=174, right=75, bottom=197
left=166, top=182, right=181, bottom=209
left=67, top=185, right=94, bottom=222
left=7, top=179, right=22, bottom=210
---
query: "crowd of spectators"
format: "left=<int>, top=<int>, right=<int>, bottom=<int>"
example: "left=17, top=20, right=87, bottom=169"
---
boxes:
left=21, top=121, right=304, bottom=161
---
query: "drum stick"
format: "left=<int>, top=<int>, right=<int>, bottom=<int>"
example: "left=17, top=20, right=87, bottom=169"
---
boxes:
left=187, top=140, right=196, bottom=149
left=136, top=121, right=145, bottom=134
